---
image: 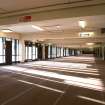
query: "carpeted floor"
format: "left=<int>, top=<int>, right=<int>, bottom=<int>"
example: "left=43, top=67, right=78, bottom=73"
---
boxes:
left=0, top=56, right=105, bottom=105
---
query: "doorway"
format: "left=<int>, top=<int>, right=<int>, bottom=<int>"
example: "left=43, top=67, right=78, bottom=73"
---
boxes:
left=5, top=41, right=12, bottom=65
left=45, top=46, right=48, bottom=59
left=38, top=44, right=43, bottom=60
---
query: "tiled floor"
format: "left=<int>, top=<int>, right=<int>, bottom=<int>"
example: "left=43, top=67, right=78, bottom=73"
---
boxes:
left=0, top=56, right=105, bottom=105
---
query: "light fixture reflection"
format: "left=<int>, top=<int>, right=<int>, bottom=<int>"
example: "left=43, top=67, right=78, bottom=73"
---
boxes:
left=2, top=65, right=104, bottom=92
left=32, top=25, right=44, bottom=31
left=18, top=79, right=64, bottom=93
left=78, top=95, right=105, bottom=105
left=1, top=29, right=13, bottom=33
left=32, top=61, right=91, bottom=69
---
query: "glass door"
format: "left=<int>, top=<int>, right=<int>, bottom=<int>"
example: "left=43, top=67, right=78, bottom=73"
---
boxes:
left=0, top=38, right=5, bottom=64
left=12, top=39, right=19, bottom=63
left=25, top=41, right=32, bottom=61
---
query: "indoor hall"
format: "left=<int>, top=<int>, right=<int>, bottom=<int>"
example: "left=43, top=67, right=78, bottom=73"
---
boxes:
left=0, top=0, right=105, bottom=105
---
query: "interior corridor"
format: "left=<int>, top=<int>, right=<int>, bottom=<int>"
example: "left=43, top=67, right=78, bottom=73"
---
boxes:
left=0, top=56, right=105, bottom=105
left=0, top=0, right=105, bottom=105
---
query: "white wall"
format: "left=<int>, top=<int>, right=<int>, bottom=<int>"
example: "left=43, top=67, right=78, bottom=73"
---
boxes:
left=0, top=32, right=20, bottom=39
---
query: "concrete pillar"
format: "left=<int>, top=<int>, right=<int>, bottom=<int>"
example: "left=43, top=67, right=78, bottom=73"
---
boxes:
left=102, top=46, right=105, bottom=60
left=72, top=50, right=74, bottom=56
left=42, top=44, right=45, bottom=60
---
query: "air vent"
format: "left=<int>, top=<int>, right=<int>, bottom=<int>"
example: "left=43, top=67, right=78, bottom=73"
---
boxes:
left=101, top=28, right=105, bottom=34
left=42, top=25, right=63, bottom=33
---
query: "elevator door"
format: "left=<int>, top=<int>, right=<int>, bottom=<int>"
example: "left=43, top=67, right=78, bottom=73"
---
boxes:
left=5, top=41, right=12, bottom=65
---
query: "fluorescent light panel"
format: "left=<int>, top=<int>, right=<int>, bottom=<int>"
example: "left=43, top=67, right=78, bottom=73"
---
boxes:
left=86, top=43, right=94, bottom=46
left=1, top=29, right=13, bottom=33
left=32, top=25, right=44, bottom=31
left=78, top=20, right=87, bottom=28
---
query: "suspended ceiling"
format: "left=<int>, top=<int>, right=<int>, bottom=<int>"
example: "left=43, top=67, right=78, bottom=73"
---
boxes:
left=0, top=15, right=105, bottom=34
left=0, top=0, right=105, bottom=47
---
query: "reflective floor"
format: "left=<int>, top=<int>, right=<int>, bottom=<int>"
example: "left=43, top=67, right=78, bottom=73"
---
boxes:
left=0, top=56, right=105, bottom=105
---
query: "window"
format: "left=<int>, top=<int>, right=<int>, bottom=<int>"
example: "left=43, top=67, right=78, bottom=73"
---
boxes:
left=61, top=48, right=63, bottom=57
left=35, top=47, right=38, bottom=59
left=0, top=38, right=5, bottom=63
left=52, top=46, right=56, bottom=58
left=66, top=48, right=69, bottom=56
left=48, top=45, right=51, bottom=58
left=63, top=48, right=66, bottom=56
left=28, top=46, right=32, bottom=59
left=25, top=46, right=28, bottom=60
left=25, top=46, right=32, bottom=60
left=0, top=37, right=19, bottom=64
left=32, top=46, right=35, bottom=60
left=12, top=39, right=19, bottom=62
left=25, top=41, right=38, bottom=61
left=57, top=47, right=61, bottom=57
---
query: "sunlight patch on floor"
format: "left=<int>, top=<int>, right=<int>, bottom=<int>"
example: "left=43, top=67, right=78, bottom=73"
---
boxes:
left=2, top=65, right=104, bottom=92
left=24, top=61, right=92, bottom=69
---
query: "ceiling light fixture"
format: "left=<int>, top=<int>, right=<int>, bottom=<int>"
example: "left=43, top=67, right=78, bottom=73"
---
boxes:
left=86, top=43, right=94, bottom=46
left=78, top=20, right=87, bottom=28
left=1, top=29, right=13, bottom=33
left=56, top=25, right=60, bottom=28
left=32, top=25, right=44, bottom=31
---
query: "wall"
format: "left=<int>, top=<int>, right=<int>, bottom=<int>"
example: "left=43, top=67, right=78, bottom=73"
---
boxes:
left=0, top=32, right=20, bottom=39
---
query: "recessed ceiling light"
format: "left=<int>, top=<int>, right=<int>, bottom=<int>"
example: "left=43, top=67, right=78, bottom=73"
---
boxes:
left=86, top=43, right=94, bottom=46
left=32, top=25, right=44, bottom=31
left=1, top=29, right=13, bottom=33
left=78, top=20, right=87, bottom=28
left=56, top=25, right=60, bottom=28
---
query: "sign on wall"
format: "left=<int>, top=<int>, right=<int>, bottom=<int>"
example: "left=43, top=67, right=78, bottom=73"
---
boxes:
left=19, top=16, right=32, bottom=22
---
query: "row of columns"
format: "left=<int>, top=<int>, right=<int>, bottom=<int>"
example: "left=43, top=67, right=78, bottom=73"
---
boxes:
left=93, top=44, right=105, bottom=60
left=43, top=45, right=81, bottom=60
left=21, top=41, right=105, bottom=62
left=21, top=42, right=82, bottom=62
